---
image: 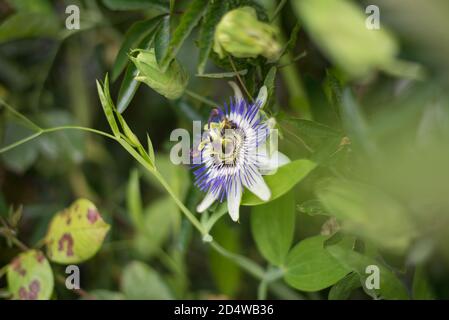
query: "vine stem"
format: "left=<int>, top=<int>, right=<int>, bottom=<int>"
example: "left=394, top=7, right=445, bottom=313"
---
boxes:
left=0, top=98, right=42, bottom=131
left=228, top=56, right=253, bottom=102
left=152, top=169, right=207, bottom=236
left=0, top=126, right=118, bottom=154
left=270, top=0, right=288, bottom=22
left=210, top=241, right=265, bottom=279
left=185, top=89, right=218, bottom=108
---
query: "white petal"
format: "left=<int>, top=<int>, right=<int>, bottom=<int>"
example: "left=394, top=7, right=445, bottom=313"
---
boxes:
left=243, top=172, right=271, bottom=201
left=227, top=181, right=242, bottom=222
left=196, top=192, right=217, bottom=213
left=277, top=151, right=290, bottom=166
left=259, top=150, right=291, bottom=175
left=228, top=81, right=243, bottom=102
left=256, top=86, right=268, bottom=109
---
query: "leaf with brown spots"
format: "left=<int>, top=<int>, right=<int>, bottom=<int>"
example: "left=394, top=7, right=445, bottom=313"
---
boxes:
left=45, top=198, right=110, bottom=264
left=7, top=250, right=54, bottom=300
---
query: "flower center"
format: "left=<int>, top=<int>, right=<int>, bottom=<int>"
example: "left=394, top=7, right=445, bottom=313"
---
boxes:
left=199, top=118, right=245, bottom=166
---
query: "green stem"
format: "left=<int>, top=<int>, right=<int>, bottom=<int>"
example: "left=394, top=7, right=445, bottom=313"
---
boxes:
left=204, top=204, right=228, bottom=232
left=0, top=131, right=43, bottom=153
left=210, top=241, right=265, bottom=279
left=185, top=89, right=218, bottom=108
left=270, top=0, right=288, bottom=22
left=269, top=281, right=305, bottom=300
left=228, top=56, right=253, bottom=102
left=277, top=51, right=307, bottom=69
left=0, top=125, right=118, bottom=154
left=152, top=170, right=206, bottom=236
left=10, top=237, right=29, bottom=251
left=43, top=126, right=118, bottom=140
left=0, top=98, right=42, bottom=131
left=258, top=280, right=268, bottom=300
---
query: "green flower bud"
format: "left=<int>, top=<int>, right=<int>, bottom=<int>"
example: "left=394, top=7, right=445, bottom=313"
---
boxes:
left=213, top=7, right=281, bottom=60
left=130, top=48, right=188, bottom=100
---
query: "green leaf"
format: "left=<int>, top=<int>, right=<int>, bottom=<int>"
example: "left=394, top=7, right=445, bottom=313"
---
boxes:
left=283, top=119, right=342, bottom=151
left=1, top=122, right=39, bottom=173
left=112, top=16, right=163, bottom=81
left=154, top=15, right=171, bottom=65
left=241, top=159, right=316, bottom=206
left=0, top=12, right=59, bottom=42
left=134, top=196, right=180, bottom=258
left=196, top=70, right=248, bottom=78
left=45, top=199, right=110, bottom=264
left=317, top=179, right=416, bottom=252
left=412, top=265, right=435, bottom=300
left=340, top=89, right=374, bottom=153
left=251, top=191, right=295, bottom=266
left=263, top=66, right=277, bottom=106
left=117, top=63, right=141, bottom=113
left=96, top=76, right=120, bottom=137
left=210, top=219, right=242, bottom=297
left=10, top=0, right=53, bottom=14
left=142, top=154, right=188, bottom=198
left=281, top=23, right=300, bottom=56
left=160, top=0, right=208, bottom=71
left=115, top=110, right=141, bottom=147
left=121, top=261, right=173, bottom=299
left=284, top=235, right=350, bottom=292
left=328, top=272, right=361, bottom=300
left=293, top=0, right=398, bottom=79
left=127, top=169, right=144, bottom=228
left=102, top=0, right=169, bottom=11
left=281, top=118, right=346, bottom=164
left=7, top=250, right=54, bottom=300
left=146, top=134, right=156, bottom=165
left=197, top=0, right=229, bottom=74
left=326, top=242, right=409, bottom=299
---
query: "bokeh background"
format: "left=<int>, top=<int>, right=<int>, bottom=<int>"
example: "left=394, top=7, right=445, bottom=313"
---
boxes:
left=1, top=0, right=449, bottom=299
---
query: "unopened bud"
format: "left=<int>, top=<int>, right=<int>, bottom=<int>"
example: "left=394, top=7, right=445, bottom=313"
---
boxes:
left=130, top=49, right=188, bottom=100
left=213, top=7, right=281, bottom=60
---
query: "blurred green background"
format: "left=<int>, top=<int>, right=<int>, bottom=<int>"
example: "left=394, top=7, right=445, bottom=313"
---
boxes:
left=1, top=0, right=449, bottom=300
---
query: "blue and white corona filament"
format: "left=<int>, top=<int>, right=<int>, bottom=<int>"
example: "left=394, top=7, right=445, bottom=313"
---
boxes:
left=193, top=87, right=289, bottom=221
